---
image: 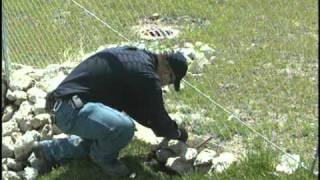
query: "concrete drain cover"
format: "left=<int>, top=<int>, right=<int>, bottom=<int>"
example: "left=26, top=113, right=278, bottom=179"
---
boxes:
left=135, top=26, right=180, bottom=40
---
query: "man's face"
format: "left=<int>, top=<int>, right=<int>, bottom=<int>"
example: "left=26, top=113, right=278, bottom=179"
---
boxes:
left=159, top=62, right=176, bottom=86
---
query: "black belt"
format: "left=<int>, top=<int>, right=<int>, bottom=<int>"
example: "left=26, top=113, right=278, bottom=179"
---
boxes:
left=46, top=93, right=84, bottom=113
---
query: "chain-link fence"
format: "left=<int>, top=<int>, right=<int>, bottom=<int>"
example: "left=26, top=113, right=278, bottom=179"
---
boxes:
left=2, top=0, right=318, bottom=174
left=2, top=0, right=214, bottom=68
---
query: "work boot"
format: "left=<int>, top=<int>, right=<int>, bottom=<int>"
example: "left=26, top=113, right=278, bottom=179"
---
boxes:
left=91, top=157, right=130, bottom=177
left=32, top=141, right=55, bottom=174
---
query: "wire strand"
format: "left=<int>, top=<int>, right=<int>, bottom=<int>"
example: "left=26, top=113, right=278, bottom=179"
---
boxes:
left=70, top=0, right=130, bottom=42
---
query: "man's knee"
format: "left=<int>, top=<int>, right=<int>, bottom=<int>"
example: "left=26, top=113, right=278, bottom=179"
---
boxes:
left=105, top=117, right=134, bottom=150
left=119, top=116, right=135, bottom=140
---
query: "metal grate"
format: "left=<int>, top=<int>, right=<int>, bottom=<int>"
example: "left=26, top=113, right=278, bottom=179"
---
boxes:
left=138, top=26, right=179, bottom=40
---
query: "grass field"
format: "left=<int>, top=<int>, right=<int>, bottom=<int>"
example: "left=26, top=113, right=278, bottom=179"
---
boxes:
left=37, top=139, right=316, bottom=180
left=3, top=0, right=318, bottom=179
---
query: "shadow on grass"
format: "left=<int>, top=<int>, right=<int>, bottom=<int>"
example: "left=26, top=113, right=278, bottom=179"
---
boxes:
left=37, top=139, right=179, bottom=180
left=36, top=138, right=317, bottom=180
left=39, top=156, right=177, bottom=180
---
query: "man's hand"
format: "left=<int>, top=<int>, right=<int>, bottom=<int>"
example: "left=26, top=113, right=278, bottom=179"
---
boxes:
left=176, top=128, right=188, bottom=142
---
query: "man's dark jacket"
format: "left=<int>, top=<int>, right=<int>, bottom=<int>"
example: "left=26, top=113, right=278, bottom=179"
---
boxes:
left=53, top=46, right=179, bottom=139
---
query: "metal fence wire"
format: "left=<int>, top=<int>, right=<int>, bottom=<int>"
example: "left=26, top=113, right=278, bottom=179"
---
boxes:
left=2, top=0, right=213, bottom=67
left=2, top=0, right=318, bottom=174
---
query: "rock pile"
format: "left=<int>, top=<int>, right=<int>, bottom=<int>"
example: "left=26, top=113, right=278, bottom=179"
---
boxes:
left=1, top=63, right=75, bottom=180
left=147, top=139, right=238, bottom=175
left=1, top=42, right=216, bottom=179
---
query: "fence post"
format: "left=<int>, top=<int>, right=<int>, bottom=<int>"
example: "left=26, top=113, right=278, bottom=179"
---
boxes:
left=2, top=8, right=11, bottom=81
left=2, top=7, right=11, bottom=110
left=1, top=9, right=11, bottom=80
left=311, top=143, right=319, bottom=175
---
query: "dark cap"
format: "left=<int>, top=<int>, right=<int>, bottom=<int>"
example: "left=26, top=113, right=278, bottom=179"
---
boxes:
left=167, top=52, right=188, bottom=91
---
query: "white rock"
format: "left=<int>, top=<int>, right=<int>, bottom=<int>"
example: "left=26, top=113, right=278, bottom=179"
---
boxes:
left=12, top=65, right=34, bottom=74
left=9, top=70, right=33, bottom=91
left=184, top=42, right=194, bottom=48
left=6, top=89, right=17, bottom=101
left=2, top=170, right=22, bottom=180
left=13, top=91, right=28, bottom=105
left=53, top=133, right=69, bottom=139
left=187, top=134, right=209, bottom=148
left=11, top=132, right=23, bottom=143
left=27, top=69, right=45, bottom=81
left=28, top=153, right=42, bottom=170
left=18, top=115, right=33, bottom=133
left=60, top=62, right=78, bottom=72
left=152, top=138, right=169, bottom=150
left=3, top=163, right=8, bottom=171
left=22, top=166, right=38, bottom=180
left=190, top=113, right=202, bottom=121
left=136, top=43, right=146, bottom=49
left=155, top=149, right=175, bottom=163
left=194, top=149, right=217, bottom=166
left=175, top=104, right=191, bottom=112
left=179, top=48, right=196, bottom=60
left=18, top=100, right=34, bottom=114
left=16, top=171, right=25, bottom=179
left=167, top=140, right=188, bottom=155
left=106, top=43, right=119, bottom=49
left=14, top=130, right=40, bottom=160
left=27, top=87, right=47, bottom=103
left=210, top=56, right=216, bottom=64
left=2, top=136, right=15, bottom=158
left=2, top=120, right=20, bottom=136
left=199, top=44, right=215, bottom=58
left=31, top=113, right=50, bottom=129
left=188, top=61, right=202, bottom=74
left=211, top=152, right=237, bottom=173
left=2, top=105, right=17, bottom=122
left=196, top=56, right=211, bottom=70
left=2, top=74, right=7, bottom=106
left=195, top=41, right=203, bottom=47
left=43, top=64, right=61, bottom=74
left=276, top=154, right=300, bottom=174
left=12, top=101, right=33, bottom=123
left=184, top=148, right=198, bottom=162
left=169, top=112, right=185, bottom=125
left=227, top=60, right=235, bottom=64
left=133, top=121, right=163, bottom=145
left=3, top=158, right=24, bottom=171
left=222, top=134, right=246, bottom=159
left=40, top=124, right=53, bottom=140
left=32, top=98, right=47, bottom=114
left=161, top=85, right=170, bottom=93
left=165, top=157, right=193, bottom=175
left=39, top=72, right=66, bottom=92
left=179, top=82, right=185, bottom=90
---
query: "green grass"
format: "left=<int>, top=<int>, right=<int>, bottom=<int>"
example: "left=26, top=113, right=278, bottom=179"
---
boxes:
left=37, top=139, right=316, bottom=180
left=3, top=0, right=318, bottom=179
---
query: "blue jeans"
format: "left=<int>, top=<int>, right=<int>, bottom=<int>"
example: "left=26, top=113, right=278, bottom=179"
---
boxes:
left=40, top=100, right=135, bottom=165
